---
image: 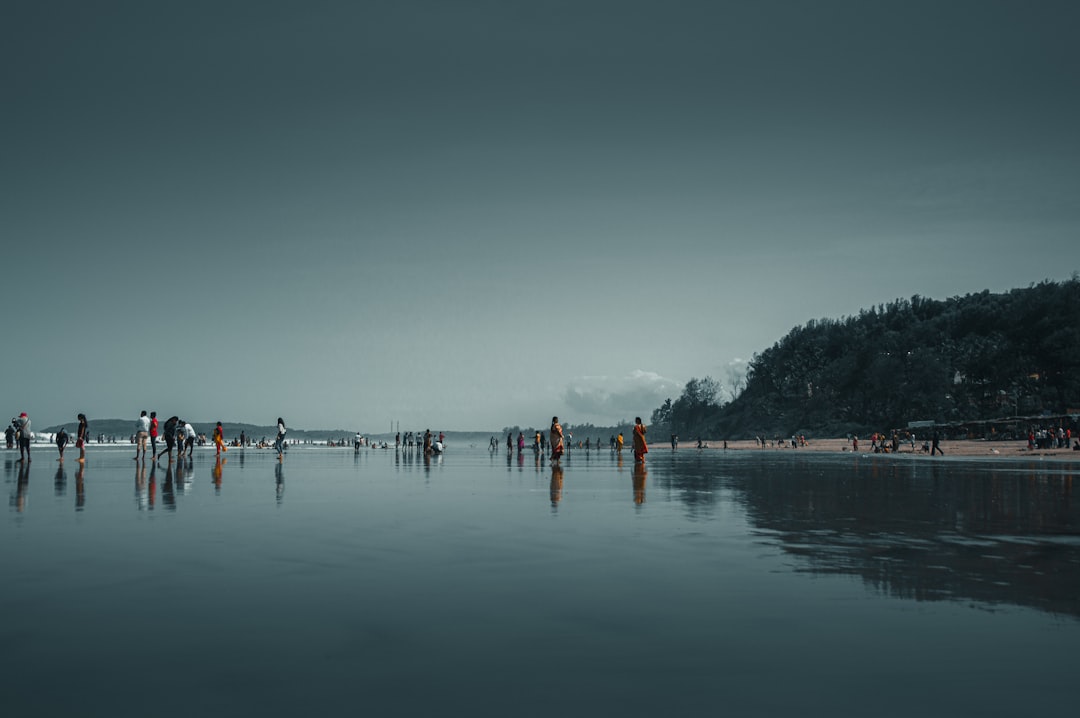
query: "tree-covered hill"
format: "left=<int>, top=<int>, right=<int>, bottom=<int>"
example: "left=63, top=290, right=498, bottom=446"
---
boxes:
left=651, top=278, right=1080, bottom=439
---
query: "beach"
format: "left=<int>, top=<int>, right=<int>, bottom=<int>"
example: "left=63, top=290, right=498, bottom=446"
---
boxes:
left=688, top=437, right=1079, bottom=459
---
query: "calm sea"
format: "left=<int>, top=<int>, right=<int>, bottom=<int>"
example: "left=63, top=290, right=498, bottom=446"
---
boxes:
left=3, top=446, right=1078, bottom=717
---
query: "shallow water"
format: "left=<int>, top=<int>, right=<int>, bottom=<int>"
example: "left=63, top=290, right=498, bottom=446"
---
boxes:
left=3, top=446, right=1078, bottom=717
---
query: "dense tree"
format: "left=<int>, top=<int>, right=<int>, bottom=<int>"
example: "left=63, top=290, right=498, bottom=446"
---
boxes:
left=650, top=278, right=1080, bottom=438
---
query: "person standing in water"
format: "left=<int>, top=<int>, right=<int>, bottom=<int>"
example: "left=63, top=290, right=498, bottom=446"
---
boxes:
left=550, top=416, right=564, bottom=463
left=135, top=410, right=150, bottom=462
left=76, top=413, right=89, bottom=464
left=149, top=412, right=159, bottom=460
left=15, top=412, right=31, bottom=463
left=633, top=417, right=649, bottom=463
left=213, top=422, right=227, bottom=457
left=275, top=417, right=287, bottom=461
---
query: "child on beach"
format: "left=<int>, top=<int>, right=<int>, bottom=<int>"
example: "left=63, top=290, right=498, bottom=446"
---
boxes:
left=213, top=422, right=228, bottom=456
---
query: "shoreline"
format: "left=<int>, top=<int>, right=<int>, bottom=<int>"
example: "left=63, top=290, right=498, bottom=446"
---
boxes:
left=670, top=438, right=1079, bottom=460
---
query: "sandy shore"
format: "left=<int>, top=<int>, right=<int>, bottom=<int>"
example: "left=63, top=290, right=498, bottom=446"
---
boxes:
left=684, top=438, right=1080, bottom=459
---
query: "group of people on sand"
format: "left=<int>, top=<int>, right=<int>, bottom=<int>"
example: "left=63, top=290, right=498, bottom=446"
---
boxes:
left=9, top=412, right=91, bottom=465
left=394, top=430, right=443, bottom=455
left=9, top=411, right=290, bottom=464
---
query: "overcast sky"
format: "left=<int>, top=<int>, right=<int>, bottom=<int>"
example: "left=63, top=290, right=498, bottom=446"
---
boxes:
left=4, top=0, right=1078, bottom=432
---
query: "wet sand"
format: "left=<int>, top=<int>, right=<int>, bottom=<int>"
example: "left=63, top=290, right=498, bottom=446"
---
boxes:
left=686, top=438, right=1079, bottom=459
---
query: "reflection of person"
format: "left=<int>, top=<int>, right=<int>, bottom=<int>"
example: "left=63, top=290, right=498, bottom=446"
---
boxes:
left=15, top=461, right=30, bottom=511
left=550, top=463, right=564, bottom=507
left=55, top=426, right=69, bottom=461
left=275, top=417, right=287, bottom=461
left=632, top=462, right=647, bottom=505
left=212, top=456, right=224, bottom=491
left=75, top=462, right=86, bottom=510
left=633, top=417, right=648, bottom=463
left=550, top=417, right=564, bottom=462
left=76, top=413, right=89, bottom=464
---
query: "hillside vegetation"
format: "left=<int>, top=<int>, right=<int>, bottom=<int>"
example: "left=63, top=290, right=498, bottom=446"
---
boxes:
left=651, top=278, right=1080, bottom=439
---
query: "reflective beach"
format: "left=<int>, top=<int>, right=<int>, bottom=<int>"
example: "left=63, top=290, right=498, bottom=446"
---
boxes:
left=3, top=447, right=1078, bottom=716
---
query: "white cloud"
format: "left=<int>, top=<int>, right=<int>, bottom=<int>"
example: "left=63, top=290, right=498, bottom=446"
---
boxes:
left=561, top=370, right=682, bottom=424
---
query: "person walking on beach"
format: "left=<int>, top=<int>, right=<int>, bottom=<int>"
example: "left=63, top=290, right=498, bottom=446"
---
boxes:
left=931, top=430, right=944, bottom=456
left=616, top=431, right=624, bottom=453
left=275, top=417, right=287, bottom=461
left=157, top=415, right=178, bottom=463
left=15, top=412, right=31, bottom=463
left=149, top=412, right=159, bottom=460
left=550, top=416, right=564, bottom=463
left=5, top=422, right=14, bottom=449
left=76, top=413, right=89, bottom=463
left=135, top=410, right=150, bottom=461
left=213, top=422, right=227, bottom=457
left=633, top=417, right=648, bottom=463
left=55, top=426, right=69, bottom=462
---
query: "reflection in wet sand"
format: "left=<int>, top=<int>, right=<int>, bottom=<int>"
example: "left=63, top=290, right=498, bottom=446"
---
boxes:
left=135, top=464, right=147, bottom=510
left=212, top=457, right=225, bottom=493
left=12, top=462, right=30, bottom=512
left=162, top=464, right=176, bottom=511
left=54, top=466, right=66, bottom=497
left=658, top=456, right=1080, bottom=619
left=550, top=464, right=563, bottom=509
left=632, top=463, right=647, bottom=505
left=75, top=464, right=85, bottom=510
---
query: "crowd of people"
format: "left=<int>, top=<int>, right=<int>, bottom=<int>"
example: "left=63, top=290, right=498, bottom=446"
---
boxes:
left=6, top=412, right=292, bottom=464
left=488, top=417, right=651, bottom=464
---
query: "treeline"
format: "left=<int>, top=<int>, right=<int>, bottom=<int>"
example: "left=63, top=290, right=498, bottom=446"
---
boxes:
left=651, top=278, right=1080, bottom=439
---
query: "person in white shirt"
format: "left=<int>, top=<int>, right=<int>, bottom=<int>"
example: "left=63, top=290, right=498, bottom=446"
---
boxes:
left=183, top=421, right=197, bottom=457
left=135, top=410, right=150, bottom=462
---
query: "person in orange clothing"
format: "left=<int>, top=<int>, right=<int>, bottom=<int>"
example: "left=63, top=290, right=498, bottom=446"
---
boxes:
left=632, top=416, right=648, bottom=463
left=549, top=416, right=564, bottom=463
left=213, top=422, right=228, bottom=456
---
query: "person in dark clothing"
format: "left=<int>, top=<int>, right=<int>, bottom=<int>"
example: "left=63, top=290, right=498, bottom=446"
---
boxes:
left=157, top=416, right=179, bottom=463
left=55, top=427, right=70, bottom=461
left=931, top=430, right=944, bottom=456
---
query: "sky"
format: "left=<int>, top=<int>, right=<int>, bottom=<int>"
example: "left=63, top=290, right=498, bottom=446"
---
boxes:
left=4, top=0, right=1079, bottom=432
